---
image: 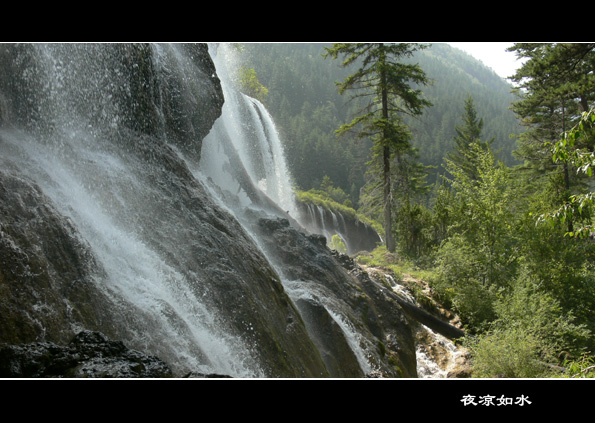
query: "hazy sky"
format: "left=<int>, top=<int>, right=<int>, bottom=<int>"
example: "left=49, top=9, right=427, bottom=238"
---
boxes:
left=447, top=42, right=526, bottom=80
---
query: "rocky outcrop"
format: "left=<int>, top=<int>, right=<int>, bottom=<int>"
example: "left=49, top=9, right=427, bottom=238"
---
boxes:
left=0, top=330, right=173, bottom=378
left=252, top=217, right=418, bottom=378
left=0, top=43, right=223, bottom=160
left=0, top=167, right=118, bottom=346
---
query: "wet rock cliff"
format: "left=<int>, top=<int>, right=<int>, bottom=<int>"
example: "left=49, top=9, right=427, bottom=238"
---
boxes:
left=0, top=43, right=462, bottom=378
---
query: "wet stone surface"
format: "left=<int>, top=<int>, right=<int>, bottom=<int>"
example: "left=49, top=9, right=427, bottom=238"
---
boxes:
left=0, top=330, right=174, bottom=378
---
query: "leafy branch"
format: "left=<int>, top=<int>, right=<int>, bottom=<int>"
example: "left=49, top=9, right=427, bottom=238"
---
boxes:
left=539, top=107, right=595, bottom=237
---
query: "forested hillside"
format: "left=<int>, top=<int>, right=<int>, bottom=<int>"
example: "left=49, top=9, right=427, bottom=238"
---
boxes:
left=238, top=43, right=522, bottom=206
left=235, top=42, right=595, bottom=378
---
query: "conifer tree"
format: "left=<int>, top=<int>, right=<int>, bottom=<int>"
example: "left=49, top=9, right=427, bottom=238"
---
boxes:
left=447, top=95, right=493, bottom=181
left=323, top=43, right=432, bottom=252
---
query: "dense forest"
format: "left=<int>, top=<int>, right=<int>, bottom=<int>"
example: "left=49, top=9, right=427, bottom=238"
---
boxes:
left=231, top=42, right=595, bottom=378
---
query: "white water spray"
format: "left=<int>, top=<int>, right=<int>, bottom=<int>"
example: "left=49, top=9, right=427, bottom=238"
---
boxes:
left=0, top=44, right=270, bottom=377
left=200, top=44, right=298, bottom=219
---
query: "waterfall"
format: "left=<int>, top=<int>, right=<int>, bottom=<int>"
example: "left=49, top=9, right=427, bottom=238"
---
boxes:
left=244, top=96, right=297, bottom=215
left=0, top=43, right=424, bottom=378
left=199, top=44, right=297, bottom=221
left=199, top=43, right=378, bottom=374
left=0, top=43, right=274, bottom=377
left=416, top=326, right=463, bottom=378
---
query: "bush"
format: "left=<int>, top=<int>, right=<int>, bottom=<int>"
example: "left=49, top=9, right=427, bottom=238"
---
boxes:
left=467, top=271, right=593, bottom=378
left=494, top=273, right=591, bottom=357
left=562, top=353, right=595, bottom=378
left=465, top=327, right=554, bottom=378
left=329, top=234, right=347, bottom=254
left=432, top=234, right=498, bottom=330
left=395, top=201, right=435, bottom=259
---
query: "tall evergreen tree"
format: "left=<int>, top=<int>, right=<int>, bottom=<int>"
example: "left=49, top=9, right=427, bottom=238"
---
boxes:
left=447, top=95, right=494, bottom=181
left=323, top=43, right=432, bottom=252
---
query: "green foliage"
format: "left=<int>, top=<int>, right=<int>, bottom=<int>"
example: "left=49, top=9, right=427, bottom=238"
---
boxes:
left=447, top=95, right=494, bottom=181
left=440, top=143, right=519, bottom=289
left=237, top=66, right=269, bottom=103
left=329, top=234, right=347, bottom=254
left=395, top=200, right=435, bottom=260
left=465, top=327, right=555, bottom=378
left=412, top=44, right=521, bottom=178
left=466, top=273, right=592, bottom=378
left=543, top=106, right=595, bottom=238
left=428, top=181, right=455, bottom=245
left=323, top=43, right=433, bottom=253
left=510, top=43, right=595, bottom=235
left=430, top=103, right=519, bottom=324
left=295, top=189, right=383, bottom=236
left=359, top=138, right=433, bottom=251
left=494, top=273, right=591, bottom=355
left=562, top=353, right=595, bottom=378
left=319, top=175, right=351, bottom=206
left=433, top=233, right=499, bottom=329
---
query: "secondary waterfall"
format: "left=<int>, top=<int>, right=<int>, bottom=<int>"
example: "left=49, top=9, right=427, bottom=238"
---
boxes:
left=199, top=44, right=298, bottom=220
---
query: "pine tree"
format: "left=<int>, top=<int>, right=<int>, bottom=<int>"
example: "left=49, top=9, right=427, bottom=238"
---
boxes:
left=323, top=43, right=432, bottom=252
left=447, top=96, right=493, bottom=181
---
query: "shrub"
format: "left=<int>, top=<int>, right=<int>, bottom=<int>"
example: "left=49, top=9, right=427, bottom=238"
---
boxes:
left=329, top=234, right=347, bottom=254
left=465, top=327, right=554, bottom=378
left=432, top=234, right=498, bottom=330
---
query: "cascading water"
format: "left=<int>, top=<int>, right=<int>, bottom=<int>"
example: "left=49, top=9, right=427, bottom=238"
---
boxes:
left=199, top=43, right=380, bottom=376
left=199, top=45, right=378, bottom=256
left=199, top=44, right=298, bottom=221
left=0, top=43, right=428, bottom=378
left=0, top=43, right=276, bottom=377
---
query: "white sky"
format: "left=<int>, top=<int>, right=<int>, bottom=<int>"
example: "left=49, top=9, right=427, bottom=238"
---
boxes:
left=447, top=42, right=526, bottom=80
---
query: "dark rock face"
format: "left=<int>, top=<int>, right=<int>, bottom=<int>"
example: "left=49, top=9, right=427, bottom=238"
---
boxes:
left=294, top=297, right=366, bottom=377
left=0, top=330, right=173, bottom=378
left=253, top=217, right=418, bottom=378
left=0, top=43, right=330, bottom=377
left=0, top=43, right=223, bottom=160
left=0, top=167, right=117, bottom=345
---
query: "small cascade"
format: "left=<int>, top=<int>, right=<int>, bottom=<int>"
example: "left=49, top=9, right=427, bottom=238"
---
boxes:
left=331, top=210, right=339, bottom=229
left=416, top=326, right=464, bottom=378
left=307, top=203, right=317, bottom=227
left=295, top=200, right=382, bottom=255
left=317, top=206, right=328, bottom=236
left=382, top=269, right=465, bottom=378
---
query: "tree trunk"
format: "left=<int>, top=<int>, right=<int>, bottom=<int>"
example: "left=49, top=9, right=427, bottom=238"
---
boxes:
left=384, top=144, right=394, bottom=252
left=379, top=45, right=395, bottom=252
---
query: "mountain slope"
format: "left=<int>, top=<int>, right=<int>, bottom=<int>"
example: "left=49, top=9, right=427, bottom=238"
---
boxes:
left=240, top=42, right=523, bottom=202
